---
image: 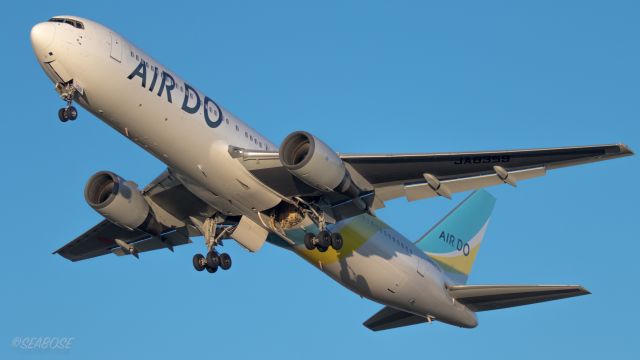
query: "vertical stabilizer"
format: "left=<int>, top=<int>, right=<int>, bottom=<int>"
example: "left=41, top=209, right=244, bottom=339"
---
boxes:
left=415, top=190, right=496, bottom=284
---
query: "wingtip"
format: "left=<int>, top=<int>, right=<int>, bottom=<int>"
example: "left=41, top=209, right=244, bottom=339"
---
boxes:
left=618, top=143, right=634, bottom=156
left=576, top=285, right=591, bottom=295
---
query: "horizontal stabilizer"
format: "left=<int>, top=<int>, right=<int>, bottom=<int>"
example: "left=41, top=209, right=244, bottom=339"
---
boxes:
left=448, top=284, right=590, bottom=312
left=363, top=306, right=427, bottom=331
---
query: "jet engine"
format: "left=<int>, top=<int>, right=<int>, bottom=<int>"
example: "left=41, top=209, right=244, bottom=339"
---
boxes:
left=279, top=131, right=364, bottom=208
left=84, top=171, right=161, bottom=234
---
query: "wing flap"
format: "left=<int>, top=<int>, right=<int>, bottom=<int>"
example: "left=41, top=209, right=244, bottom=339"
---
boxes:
left=110, top=228, right=191, bottom=256
left=404, top=167, right=546, bottom=202
left=448, top=284, right=590, bottom=312
left=55, top=219, right=193, bottom=261
left=54, top=220, right=148, bottom=261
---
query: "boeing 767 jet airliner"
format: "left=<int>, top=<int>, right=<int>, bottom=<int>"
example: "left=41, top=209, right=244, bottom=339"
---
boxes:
left=31, top=16, right=633, bottom=330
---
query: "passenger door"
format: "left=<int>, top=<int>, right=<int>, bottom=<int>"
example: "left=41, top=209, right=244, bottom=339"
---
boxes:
left=109, top=32, right=122, bottom=62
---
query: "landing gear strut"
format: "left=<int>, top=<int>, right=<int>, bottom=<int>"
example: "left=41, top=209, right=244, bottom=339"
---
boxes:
left=289, top=197, right=344, bottom=252
left=304, top=230, right=343, bottom=252
left=56, top=82, right=78, bottom=122
left=191, top=216, right=234, bottom=274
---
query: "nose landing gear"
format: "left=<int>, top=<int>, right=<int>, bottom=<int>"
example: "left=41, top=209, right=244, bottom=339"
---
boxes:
left=58, top=106, right=77, bottom=122
left=55, top=82, right=78, bottom=122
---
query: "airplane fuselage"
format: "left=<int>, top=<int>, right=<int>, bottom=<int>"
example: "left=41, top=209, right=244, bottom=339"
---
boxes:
left=31, top=16, right=477, bottom=327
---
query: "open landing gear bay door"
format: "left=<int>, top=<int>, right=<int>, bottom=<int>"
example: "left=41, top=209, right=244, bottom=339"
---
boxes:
left=231, top=216, right=269, bottom=252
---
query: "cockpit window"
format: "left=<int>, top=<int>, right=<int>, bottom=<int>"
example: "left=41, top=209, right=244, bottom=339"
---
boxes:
left=48, top=18, right=84, bottom=29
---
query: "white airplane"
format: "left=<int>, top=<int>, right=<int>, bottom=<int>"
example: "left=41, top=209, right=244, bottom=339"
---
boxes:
left=31, top=16, right=633, bottom=331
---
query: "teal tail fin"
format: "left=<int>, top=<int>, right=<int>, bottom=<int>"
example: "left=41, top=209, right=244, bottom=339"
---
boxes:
left=415, top=190, right=496, bottom=284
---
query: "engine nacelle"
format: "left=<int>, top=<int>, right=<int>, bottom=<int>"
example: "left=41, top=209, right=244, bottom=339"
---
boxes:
left=84, top=171, right=160, bottom=234
left=279, top=132, right=364, bottom=209
left=279, top=131, right=347, bottom=192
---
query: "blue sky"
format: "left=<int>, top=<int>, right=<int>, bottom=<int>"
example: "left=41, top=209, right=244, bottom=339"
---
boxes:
left=1, top=1, right=639, bottom=359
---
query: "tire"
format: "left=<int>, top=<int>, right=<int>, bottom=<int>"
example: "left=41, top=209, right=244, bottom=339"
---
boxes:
left=219, top=253, right=232, bottom=270
left=317, top=230, right=331, bottom=249
left=65, top=106, right=78, bottom=121
left=303, top=233, right=315, bottom=250
left=330, top=232, right=343, bottom=250
left=206, top=251, right=219, bottom=268
left=206, top=264, right=218, bottom=273
left=58, top=108, right=68, bottom=122
left=192, top=254, right=206, bottom=272
left=317, top=245, right=328, bottom=253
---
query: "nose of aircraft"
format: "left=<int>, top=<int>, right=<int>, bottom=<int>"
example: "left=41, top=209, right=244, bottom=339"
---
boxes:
left=30, top=22, right=56, bottom=59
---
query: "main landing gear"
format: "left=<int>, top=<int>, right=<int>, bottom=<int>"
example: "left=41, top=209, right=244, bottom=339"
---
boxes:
left=56, top=82, right=78, bottom=122
left=291, top=198, right=344, bottom=253
left=192, top=250, right=232, bottom=273
left=304, top=230, right=343, bottom=252
left=191, top=216, right=234, bottom=274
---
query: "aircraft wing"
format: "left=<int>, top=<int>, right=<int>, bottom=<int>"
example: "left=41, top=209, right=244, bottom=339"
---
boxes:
left=54, top=169, right=213, bottom=261
left=53, top=220, right=191, bottom=261
left=238, top=143, right=633, bottom=209
left=341, top=143, right=633, bottom=203
left=447, top=284, right=590, bottom=312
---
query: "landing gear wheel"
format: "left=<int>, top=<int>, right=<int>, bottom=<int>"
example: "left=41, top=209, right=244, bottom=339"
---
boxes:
left=206, top=264, right=218, bottom=273
left=65, top=106, right=78, bottom=121
left=330, top=232, right=343, bottom=250
left=58, top=108, right=68, bottom=122
left=219, top=253, right=232, bottom=270
left=192, top=254, right=206, bottom=272
left=304, top=233, right=316, bottom=250
left=317, top=245, right=328, bottom=253
left=206, top=250, right=220, bottom=269
left=317, top=230, right=331, bottom=249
